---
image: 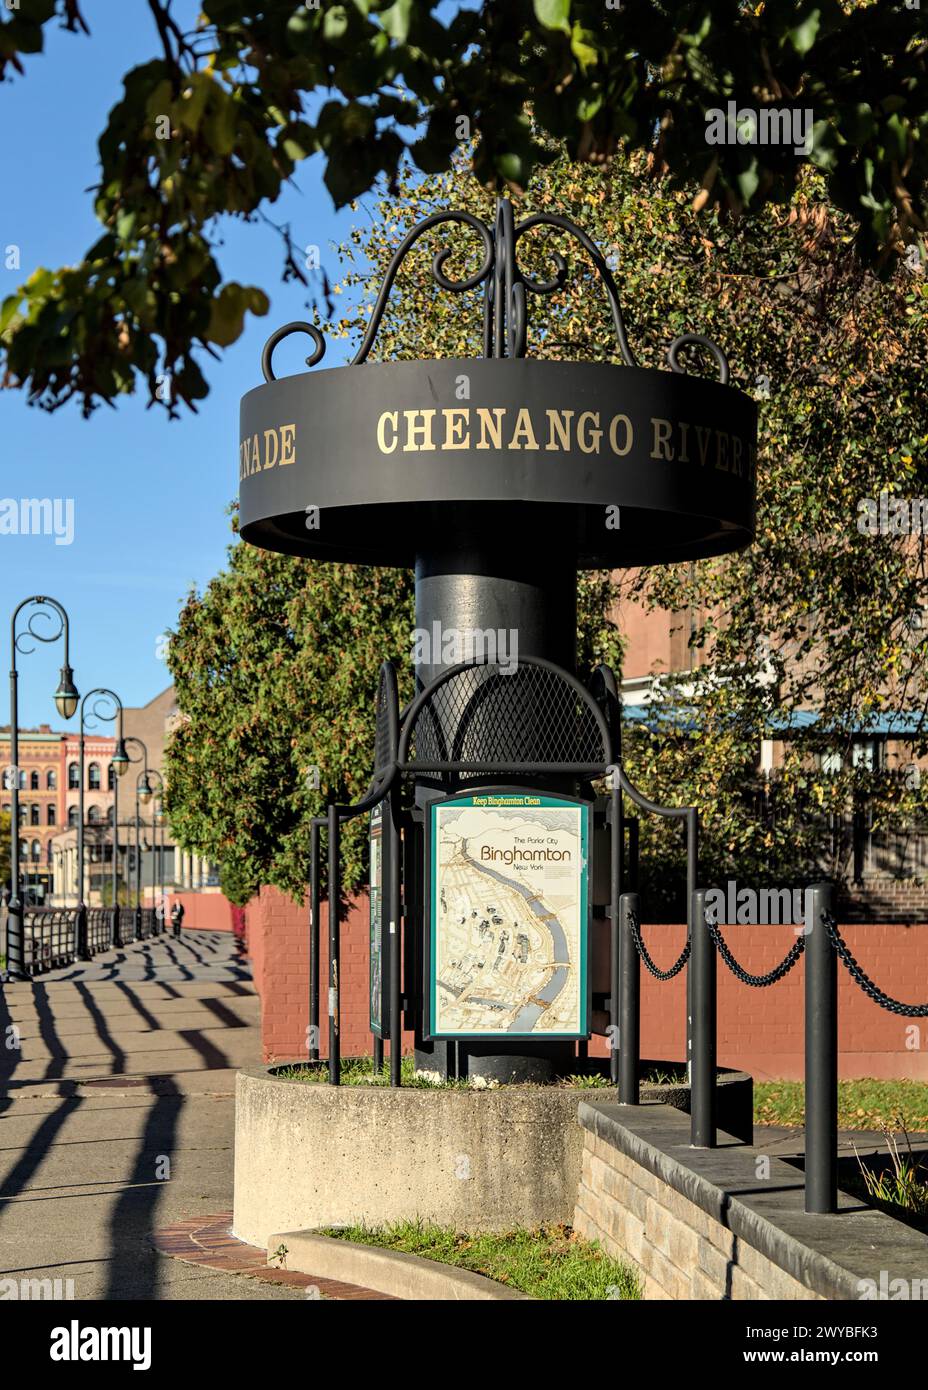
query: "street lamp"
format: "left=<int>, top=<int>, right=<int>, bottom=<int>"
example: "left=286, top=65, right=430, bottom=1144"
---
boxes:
left=54, top=666, right=79, bottom=720
left=77, top=690, right=125, bottom=913
left=123, top=738, right=150, bottom=911
left=5, top=597, right=78, bottom=981
left=146, top=770, right=166, bottom=927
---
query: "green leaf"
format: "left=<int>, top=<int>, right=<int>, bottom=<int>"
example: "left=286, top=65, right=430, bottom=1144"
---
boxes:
left=570, top=23, right=599, bottom=69
left=0, top=293, right=22, bottom=336
left=735, top=160, right=760, bottom=204
left=788, top=9, right=822, bottom=55
left=324, top=6, right=350, bottom=41
left=379, top=0, right=413, bottom=42
left=534, top=0, right=571, bottom=32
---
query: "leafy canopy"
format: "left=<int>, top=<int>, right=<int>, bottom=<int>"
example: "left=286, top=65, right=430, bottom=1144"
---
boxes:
left=165, top=146, right=926, bottom=909
left=1, top=0, right=926, bottom=414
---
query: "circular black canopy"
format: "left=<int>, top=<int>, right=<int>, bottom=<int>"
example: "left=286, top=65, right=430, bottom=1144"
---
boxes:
left=239, top=356, right=757, bottom=568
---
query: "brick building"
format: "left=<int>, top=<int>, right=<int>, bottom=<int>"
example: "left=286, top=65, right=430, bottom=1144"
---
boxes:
left=0, top=725, right=65, bottom=904
left=615, top=581, right=928, bottom=907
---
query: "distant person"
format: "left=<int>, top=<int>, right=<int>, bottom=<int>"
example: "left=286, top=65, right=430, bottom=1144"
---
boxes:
left=170, top=901, right=185, bottom=939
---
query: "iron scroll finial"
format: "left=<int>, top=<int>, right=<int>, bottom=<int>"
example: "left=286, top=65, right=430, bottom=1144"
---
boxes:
left=260, top=196, right=731, bottom=385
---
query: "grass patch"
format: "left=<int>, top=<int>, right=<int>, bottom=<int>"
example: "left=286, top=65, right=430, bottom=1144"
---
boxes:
left=853, top=1129, right=928, bottom=1231
left=321, top=1220, right=640, bottom=1300
left=274, top=1058, right=691, bottom=1090
left=273, top=1057, right=472, bottom=1088
left=755, top=1079, right=928, bottom=1132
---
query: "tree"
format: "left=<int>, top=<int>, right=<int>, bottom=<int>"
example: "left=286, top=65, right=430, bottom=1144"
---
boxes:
left=163, top=144, right=926, bottom=912
left=1, top=1, right=926, bottom=415
left=165, top=524, right=621, bottom=902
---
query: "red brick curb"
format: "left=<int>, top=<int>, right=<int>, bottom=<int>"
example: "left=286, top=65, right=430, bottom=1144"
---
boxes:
left=150, top=1212, right=398, bottom=1300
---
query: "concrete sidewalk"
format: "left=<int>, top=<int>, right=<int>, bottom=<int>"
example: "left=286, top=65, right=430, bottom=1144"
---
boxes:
left=0, top=931, right=306, bottom=1300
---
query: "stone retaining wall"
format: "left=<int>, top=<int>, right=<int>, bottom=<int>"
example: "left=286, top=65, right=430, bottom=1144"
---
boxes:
left=574, top=1130, right=817, bottom=1299
left=573, top=1101, right=928, bottom=1301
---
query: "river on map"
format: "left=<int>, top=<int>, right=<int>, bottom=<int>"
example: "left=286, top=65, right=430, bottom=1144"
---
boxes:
left=463, top=849, right=571, bottom=1032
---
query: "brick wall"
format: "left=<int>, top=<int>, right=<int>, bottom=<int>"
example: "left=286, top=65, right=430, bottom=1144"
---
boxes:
left=244, top=889, right=928, bottom=1078
left=245, top=885, right=416, bottom=1063
left=623, top=921, right=928, bottom=1081
left=161, top=891, right=235, bottom=932
left=841, top=880, right=928, bottom=922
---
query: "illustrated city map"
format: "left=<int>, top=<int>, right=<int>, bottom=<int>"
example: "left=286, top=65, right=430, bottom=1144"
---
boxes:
left=431, top=795, right=587, bottom=1036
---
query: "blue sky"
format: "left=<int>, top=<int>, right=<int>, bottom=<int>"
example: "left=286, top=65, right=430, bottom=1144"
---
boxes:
left=0, top=1, right=368, bottom=726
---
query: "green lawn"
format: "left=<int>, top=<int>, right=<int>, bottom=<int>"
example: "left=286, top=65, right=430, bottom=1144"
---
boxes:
left=755, top=1079, right=928, bottom=1132
left=322, top=1220, right=641, bottom=1300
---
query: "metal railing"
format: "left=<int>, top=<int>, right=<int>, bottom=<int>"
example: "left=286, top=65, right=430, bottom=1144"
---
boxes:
left=85, top=907, right=115, bottom=955
left=12, top=901, right=164, bottom=976
left=23, top=908, right=78, bottom=974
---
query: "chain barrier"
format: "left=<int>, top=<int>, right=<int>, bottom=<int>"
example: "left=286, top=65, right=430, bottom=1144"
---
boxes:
left=627, top=906, right=690, bottom=980
left=705, top=909, right=805, bottom=987
left=823, top=911, right=928, bottom=1017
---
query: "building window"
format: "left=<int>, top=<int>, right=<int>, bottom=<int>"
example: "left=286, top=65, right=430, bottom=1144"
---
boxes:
left=30, top=804, right=40, bottom=826
left=19, top=839, right=27, bottom=859
left=68, top=806, right=78, bottom=829
left=46, top=842, right=53, bottom=865
left=30, top=770, right=39, bottom=790
left=47, top=805, right=56, bottom=826
left=30, top=840, right=40, bottom=861
left=46, top=769, right=57, bottom=790
left=18, top=805, right=26, bottom=826
left=107, top=763, right=116, bottom=790
left=87, top=805, right=102, bottom=824
left=106, top=806, right=115, bottom=826
left=88, top=763, right=101, bottom=790
left=68, top=762, right=79, bottom=790
left=18, top=770, right=26, bottom=790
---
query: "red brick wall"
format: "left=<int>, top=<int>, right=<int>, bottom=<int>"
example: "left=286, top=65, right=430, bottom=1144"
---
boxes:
left=245, top=890, right=928, bottom=1080
left=245, top=885, right=416, bottom=1063
left=605, top=921, right=928, bottom=1082
left=145, top=890, right=236, bottom=931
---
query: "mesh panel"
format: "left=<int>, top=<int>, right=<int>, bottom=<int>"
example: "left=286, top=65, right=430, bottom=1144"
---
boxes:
left=374, top=665, right=395, bottom=775
left=408, top=663, right=608, bottom=766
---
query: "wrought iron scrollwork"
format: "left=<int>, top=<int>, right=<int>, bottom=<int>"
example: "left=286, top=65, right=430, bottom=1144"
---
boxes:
left=13, top=597, right=67, bottom=656
left=81, top=688, right=121, bottom=732
left=259, top=196, right=729, bottom=383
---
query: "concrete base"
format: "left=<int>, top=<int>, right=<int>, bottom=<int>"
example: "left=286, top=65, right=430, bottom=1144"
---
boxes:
left=232, top=1064, right=753, bottom=1248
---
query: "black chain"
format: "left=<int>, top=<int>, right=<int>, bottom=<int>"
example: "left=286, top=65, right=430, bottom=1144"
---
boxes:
left=823, top=911, right=928, bottom=1017
left=705, top=911, right=805, bottom=987
left=627, top=908, right=690, bottom=980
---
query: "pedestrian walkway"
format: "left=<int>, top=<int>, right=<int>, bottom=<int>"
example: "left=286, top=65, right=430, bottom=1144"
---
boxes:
left=0, top=931, right=312, bottom=1299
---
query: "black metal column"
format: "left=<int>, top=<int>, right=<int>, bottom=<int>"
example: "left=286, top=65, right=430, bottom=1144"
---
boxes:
left=618, top=891, right=640, bottom=1104
left=805, top=881, right=837, bottom=1214
left=690, top=885, right=717, bottom=1147
left=412, top=517, right=579, bottom=1083
left=327, top=803, right=340, bottom=1085
left=389, top=783, right=402, bottom=1087
left=309, top=818, right=321, bottom=1062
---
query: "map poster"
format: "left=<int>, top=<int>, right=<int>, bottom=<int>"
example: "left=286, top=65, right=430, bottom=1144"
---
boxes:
left=425, top=789, right=591, bottom=1040
left=369, top=802, right=391, bottom=1037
